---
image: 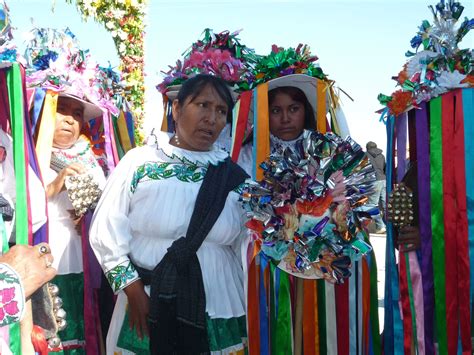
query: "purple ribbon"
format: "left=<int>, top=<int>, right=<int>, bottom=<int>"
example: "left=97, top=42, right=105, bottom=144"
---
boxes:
left=20, top=68, right=48, bottom=245
left=0, top=70, right=11, bottom=131
left=101, top=111, right=116, bottom=173
left=395, top=113, right=408, bottom=180
left=81, top=211, right=100, bottom=354
left=415, top=102, right=435, bottom=354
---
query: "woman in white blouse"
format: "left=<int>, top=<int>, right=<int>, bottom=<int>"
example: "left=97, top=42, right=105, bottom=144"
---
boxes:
left=90, top=75, right=249, bottom=355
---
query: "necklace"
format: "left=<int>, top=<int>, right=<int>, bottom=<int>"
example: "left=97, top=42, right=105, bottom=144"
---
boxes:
left=52, top=140, right=97, bottom=169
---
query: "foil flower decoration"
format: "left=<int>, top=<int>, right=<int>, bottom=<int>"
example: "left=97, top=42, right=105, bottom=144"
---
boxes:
left=157, top=28, right=258, bottom=95
left=251, top=44, right=327, bottom=87
left=0, top=1, right=12, bottom=47
left=241, top=131, right=377, bottom=283
left=378, top=0, right=473, bottom=117
left=0, top=2, right=17, bottom=66
left=24, top=27, right=119, bottom=115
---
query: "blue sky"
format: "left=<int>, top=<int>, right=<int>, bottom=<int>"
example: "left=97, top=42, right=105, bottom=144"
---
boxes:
left=9, top=0, right=474, bottom=151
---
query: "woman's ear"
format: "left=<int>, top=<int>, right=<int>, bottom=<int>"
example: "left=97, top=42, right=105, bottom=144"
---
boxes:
left=171, top=99, right=180, bottom=123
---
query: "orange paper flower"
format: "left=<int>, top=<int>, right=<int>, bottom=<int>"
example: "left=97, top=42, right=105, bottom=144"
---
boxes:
left=387, top=90, right=413, bottom=116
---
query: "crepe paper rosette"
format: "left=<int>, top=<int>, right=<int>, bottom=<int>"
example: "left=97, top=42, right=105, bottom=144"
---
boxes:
left=378, top=0, right=473, bottom=117
left=241, top=131, right=377, bottom=283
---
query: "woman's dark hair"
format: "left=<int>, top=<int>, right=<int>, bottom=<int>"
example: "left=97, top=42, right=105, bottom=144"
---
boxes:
left=176, top=74, right=235, bottom=123
left=268, top=86, right=316, bottom=130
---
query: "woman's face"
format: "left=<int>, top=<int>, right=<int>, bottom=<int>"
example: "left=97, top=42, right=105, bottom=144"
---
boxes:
left=172, top=84, right=228, bottom=151
left=269, top=92, right=306, bottom=141
left=53, top=97, right=84, bottom=149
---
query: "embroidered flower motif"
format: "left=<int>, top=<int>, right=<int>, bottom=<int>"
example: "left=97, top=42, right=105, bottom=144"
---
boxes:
left=106, top=262, right=138, bottom=292
left=0, top=287, right=20, bottom=323
left=131, top=161, right=207, bottom=192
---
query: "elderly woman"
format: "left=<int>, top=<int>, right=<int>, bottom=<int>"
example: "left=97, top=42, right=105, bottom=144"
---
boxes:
left=90, top=74, right=249, bottom=354
left=45, top=93, right=105, bottom=352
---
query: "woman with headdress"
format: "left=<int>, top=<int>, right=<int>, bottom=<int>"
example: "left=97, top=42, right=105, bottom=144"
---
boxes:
left=25, top=28, right=114, bottom=353
left=232, top=44, right=381, bottom=355
left=90, top=74, right=249, bottom=354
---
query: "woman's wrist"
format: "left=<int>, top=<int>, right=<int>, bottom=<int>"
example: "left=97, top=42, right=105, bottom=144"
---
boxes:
left=123, top=279, right=144, bottom=298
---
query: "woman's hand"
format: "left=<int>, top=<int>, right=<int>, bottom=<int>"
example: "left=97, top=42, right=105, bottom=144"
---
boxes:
left=124, top=280, right=150, bottom=339
left=47, top=163, right=86, bottom=198
left=1, top=244, right=57, bottom=298
left=397, top=225, right=421, bottom=252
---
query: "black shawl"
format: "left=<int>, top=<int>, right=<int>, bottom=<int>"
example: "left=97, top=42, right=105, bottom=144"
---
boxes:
left=136, top=156, right=248, bottom=354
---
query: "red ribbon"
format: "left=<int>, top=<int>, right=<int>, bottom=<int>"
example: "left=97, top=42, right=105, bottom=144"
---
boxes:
left=453, top=90, right=472, bottom=353
left=335, top=282, right=349, bottom=355
left=247, top=246, right=261, bottom=354
left=231, top=90, right=252, bottom=162
left=442, top=92, right=460, bottom=354
left=399, top=252, right=413, bottom=354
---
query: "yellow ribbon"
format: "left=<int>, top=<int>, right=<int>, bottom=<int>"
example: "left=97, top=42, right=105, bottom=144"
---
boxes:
left=317, top=80, right=327, bottom=134
left=35, top=90, right=57, bottom=176
left=255, top=83, right=270, bottom=180
left=117, top=110, right=133, bottom=153
left=161, top=96, right=169, bottom=132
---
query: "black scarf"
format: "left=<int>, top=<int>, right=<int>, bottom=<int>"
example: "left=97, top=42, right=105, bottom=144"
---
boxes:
left=136, top=157, right=248, bottom=354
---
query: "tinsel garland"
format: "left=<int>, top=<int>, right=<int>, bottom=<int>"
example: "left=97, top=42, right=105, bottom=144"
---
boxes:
left=241, top=131, right=377, bottom=283
left=378, top=0, right=473, bottom=117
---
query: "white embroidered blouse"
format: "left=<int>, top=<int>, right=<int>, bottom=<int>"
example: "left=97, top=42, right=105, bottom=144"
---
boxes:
left=89, top=132, right=247, bottom=320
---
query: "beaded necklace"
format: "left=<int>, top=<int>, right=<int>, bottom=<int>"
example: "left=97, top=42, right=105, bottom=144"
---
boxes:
left=51, top=138, right=97, bottom=170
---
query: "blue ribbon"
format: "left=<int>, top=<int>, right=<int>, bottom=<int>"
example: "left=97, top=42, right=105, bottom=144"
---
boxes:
left=379, top=107, right=389, bottom=124
left=21, top=80, right=48, bottom=245
left=259, top=253, right=270, bottom=355
left=462, top=88, right=474, bottom=315
left=31, top=88, right=46, bottom=134
left=383, top=114, right=404, bottom=355
left=125, top=110, right=135, bottom=146
left=252, top=88, right=258, bottom=180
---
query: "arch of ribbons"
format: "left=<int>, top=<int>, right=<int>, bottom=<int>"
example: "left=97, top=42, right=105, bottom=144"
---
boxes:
left=383, top=88, right=474, bottom=355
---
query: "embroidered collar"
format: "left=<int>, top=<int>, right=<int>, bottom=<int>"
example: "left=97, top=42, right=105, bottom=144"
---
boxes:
left=51, top=137, right=97, bottom=169
left=155, top=131, right=228, bottom=166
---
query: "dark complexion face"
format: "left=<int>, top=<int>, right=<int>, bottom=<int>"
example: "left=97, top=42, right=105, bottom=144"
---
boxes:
left=171, top=85, right=228, bottom=151
left=52, top=97, right=84, bottom=149
left=269, top=92, right=306, bottom=141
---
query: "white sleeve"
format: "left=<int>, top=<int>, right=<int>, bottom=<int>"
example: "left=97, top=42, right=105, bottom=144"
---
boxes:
left=0, top=129, right=46, bottom=236
left=28, top=169, right=47, bottom=233
left=89, top=148, right=141, bottom=294
left=236, top=144, right=253, bottom=178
